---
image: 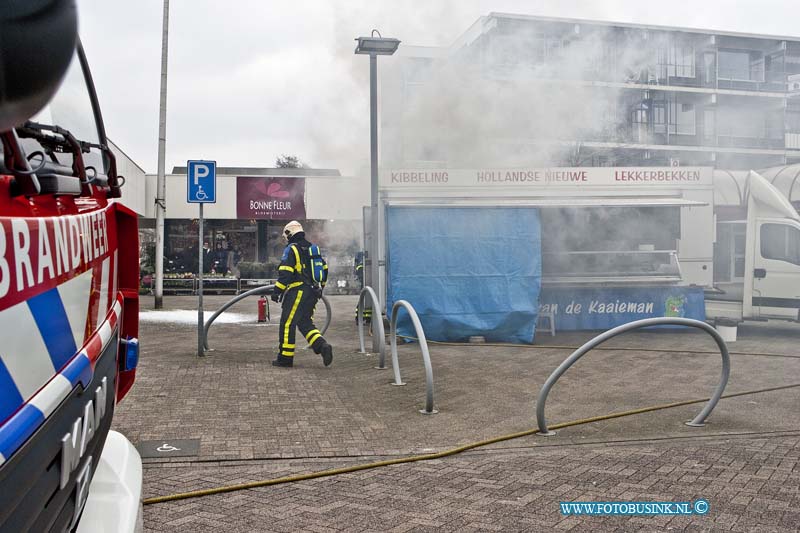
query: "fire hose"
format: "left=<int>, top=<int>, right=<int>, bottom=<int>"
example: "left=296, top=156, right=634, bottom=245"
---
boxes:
left=142, top=382, right=800, bottom=505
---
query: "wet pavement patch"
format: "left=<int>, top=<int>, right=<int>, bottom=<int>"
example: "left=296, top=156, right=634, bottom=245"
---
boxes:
left=139, top=310, right=256, bottom=324
left=137, top=439, right=201, bottom=459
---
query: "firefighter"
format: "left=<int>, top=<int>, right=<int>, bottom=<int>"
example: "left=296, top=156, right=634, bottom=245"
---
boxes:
left=353, top=250, right=372, bottom=324
left=354, top=250, right=365, bottom=288
left=271, top=221, right=333, bottom=368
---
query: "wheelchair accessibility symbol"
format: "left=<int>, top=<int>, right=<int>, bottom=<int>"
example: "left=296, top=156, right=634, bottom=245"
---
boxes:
left=137, top=438, right=200, bottom=458
left=156, top=443, right=181, bottom=453
left=194, top=185, right=208, bottom=201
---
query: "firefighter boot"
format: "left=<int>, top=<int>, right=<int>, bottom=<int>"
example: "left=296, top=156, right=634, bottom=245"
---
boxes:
left=271, top=354, right=293, bottom=367
left=311, top=338, right=333, bottom=367
left=321, top=343, right=333, bottom=367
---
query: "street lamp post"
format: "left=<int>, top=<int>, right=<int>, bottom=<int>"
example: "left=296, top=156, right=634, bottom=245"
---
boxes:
left=355, top=31, right=400, bottom=354
left=154, top=0, right=170, bottom=309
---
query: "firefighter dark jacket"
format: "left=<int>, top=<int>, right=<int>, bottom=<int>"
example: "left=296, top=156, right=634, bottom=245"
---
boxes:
left=275, top=232, right=326, bottom=295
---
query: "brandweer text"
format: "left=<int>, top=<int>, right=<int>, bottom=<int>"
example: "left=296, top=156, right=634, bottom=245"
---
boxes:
left=0, top=211, right=110, bottom=299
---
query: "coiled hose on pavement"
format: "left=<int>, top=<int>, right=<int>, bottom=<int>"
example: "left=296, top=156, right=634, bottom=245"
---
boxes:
left=396, top=334, right=800, bottom=359
left=142, top=382, right=800, bottom=505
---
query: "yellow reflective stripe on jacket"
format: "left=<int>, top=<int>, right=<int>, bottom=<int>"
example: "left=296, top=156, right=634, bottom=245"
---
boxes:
left=291, top=245, right=302, bottom=273
left=286, top=281, right=303, bottom=290
left=275, top=281, right=287, bottom=290
left=278, top=265, right=295, bottom=273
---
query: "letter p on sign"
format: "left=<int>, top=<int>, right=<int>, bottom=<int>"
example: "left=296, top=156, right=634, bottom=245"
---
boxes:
left=193, top=164, right=208, bottom=184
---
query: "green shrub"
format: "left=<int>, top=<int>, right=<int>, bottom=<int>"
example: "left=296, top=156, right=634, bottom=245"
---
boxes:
left=238, top=262, right=277, bottom=279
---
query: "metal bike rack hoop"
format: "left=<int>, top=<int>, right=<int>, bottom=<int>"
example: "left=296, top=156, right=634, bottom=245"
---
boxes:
left=535, top=317, right=730, bottom=435
left=389, top=300, right=437, bottom=414
left=357, top=286, right=387, bottom=369
left=203, top=284, right=331, bottom=352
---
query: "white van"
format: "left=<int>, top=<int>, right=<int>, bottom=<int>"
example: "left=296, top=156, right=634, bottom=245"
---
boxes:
left=708, top=170, right=800, bottom=323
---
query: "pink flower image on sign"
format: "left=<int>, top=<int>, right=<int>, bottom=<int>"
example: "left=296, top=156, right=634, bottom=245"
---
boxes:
left=258, top=181, right=290, bottom=198
left=236, top=177, right=306, bottom=220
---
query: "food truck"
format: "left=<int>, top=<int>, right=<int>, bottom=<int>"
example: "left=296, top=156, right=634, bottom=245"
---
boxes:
left=378, top=166, right=799, bottom=340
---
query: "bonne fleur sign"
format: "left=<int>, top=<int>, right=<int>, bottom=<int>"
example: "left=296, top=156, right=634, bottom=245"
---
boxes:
left=236, top=177, right=306, bottom=220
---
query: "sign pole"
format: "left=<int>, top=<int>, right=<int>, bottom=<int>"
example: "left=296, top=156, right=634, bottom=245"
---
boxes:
left=187, top=159, right=215, bottom=357
left=197, top=203, right=204, bottom=357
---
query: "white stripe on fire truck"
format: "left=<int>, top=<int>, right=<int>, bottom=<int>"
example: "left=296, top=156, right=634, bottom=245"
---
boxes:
left=111, top=250, right=118, bottom=309
left=98, top=320, right=112, bottom=348
left=112, top=298, right=122, bottom=324
left=57, top=270, right=93, bottom=349
left=0, top=301, right=56, bottom=401
left=96, top=257, right=110, bottom=332
left=29, top=375, right=72, bottom=418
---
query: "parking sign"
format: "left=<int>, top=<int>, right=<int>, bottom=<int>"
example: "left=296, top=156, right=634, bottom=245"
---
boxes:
left=187, top=160, right=216, bottom=203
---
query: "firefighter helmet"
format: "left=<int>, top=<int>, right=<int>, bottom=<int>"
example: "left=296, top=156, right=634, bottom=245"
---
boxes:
left=282, top=220, right=303, bottom=242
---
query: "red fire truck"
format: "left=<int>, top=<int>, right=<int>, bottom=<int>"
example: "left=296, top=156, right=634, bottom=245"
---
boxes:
left=0, top=2, right=142, bottom=531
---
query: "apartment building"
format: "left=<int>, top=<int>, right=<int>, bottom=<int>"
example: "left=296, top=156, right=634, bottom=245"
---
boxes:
left=382, top=13, right=800, bottom=170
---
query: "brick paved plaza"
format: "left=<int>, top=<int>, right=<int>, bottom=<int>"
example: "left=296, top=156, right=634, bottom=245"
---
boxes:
left=115, top=295, right=800, bottom=532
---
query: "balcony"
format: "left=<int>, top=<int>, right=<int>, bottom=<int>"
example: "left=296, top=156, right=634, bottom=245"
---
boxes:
left=716, top=68, right=786, bottom=93
left=716, top=134, right=785, bottom=150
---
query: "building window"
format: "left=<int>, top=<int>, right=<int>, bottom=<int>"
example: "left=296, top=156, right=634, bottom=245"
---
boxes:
left=717, top=106, right=778, bottom=139
left=703, top=109, right=715, bottom=140
left=631, top=105, right=647, bottom=125
left=630, top=102, right=649, bottom=142
left=765, top=110, right=784, bottom=140
left=591, top=42, right=616, bottom=78
left=718, top=50, right=765, bottom=81
left=667, top=98, right=696, bottom=135
left=677, top=102, right=695, bottom=134
left=761, top=224, right=800, bottom=265
left=658, top=45, right=695, bottom=79
left=787, top=111, right=800, bottom=133
left=703, top=53, right=715, bottom=84
left=652, top=95, right=667, bottom=134
left=545, top=37, right=563, bottom=60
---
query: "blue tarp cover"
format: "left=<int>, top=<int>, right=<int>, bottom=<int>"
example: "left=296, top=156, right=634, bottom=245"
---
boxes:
left=386, top=207, right=542, bottom=343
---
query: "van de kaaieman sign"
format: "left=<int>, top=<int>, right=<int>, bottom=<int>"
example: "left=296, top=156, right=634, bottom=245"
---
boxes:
left=538, top=286, right=706, bottom=330
left=236, top=177, right=306, bottom=220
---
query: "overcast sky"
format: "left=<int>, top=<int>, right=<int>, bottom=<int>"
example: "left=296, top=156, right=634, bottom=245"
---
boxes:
left=75, top=0, right=800, bottom=175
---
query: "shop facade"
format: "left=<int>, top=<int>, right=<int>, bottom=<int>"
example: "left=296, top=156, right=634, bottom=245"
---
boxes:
left=139, top=167, right=367, bottom=293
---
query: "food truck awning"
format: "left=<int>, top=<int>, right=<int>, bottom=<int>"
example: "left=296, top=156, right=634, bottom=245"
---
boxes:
left=385, top=197, right=708, bottom=207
